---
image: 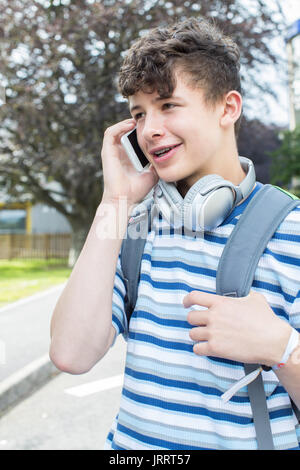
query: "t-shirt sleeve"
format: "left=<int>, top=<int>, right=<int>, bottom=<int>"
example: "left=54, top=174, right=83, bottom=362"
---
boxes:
left=284, top=205, right=300, bottom=333
left=269, top=204, right=300, bottom=333
left=111, top=253, right=128, bottom=344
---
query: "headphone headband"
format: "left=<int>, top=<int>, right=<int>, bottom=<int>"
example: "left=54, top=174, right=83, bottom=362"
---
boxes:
left=238, top=156, right=255, bottom=200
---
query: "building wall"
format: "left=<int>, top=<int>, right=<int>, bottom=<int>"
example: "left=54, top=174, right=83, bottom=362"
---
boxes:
left=31, top=204, right=72, bottom=234
left=0, top=202, right=72, bottom=234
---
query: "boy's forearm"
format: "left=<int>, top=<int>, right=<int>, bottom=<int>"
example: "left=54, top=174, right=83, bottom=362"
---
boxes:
left=50, top=197, right=130, bottom=374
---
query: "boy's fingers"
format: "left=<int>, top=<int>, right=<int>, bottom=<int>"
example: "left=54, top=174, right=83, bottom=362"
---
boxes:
left=187, top=309, right=209, bottom=326
left=103, top=119, right=135, bottom=142
left=189, top=325, right=208, bottom=342
left=193, top=341, right=210, bottom=356
left=183, top=290, right=220, bottom=309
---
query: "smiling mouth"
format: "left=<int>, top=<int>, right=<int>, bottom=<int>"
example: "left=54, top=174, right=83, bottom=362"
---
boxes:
left=152, top=143, right=182, bottom=163
left=152, top=144, right=181, bottom=158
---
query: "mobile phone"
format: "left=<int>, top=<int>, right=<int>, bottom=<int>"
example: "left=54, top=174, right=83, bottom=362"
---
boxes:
left=121, top=128, right=149, bottom=172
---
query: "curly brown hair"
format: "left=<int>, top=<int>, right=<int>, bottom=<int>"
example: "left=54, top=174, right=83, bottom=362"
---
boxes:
left=118, top=17, right=242, bottom=136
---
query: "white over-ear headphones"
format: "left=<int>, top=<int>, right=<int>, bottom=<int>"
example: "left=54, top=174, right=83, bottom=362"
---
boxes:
left=153, top=156, right=256, bottom=231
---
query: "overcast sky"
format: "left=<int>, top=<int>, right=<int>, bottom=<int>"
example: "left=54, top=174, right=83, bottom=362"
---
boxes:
left=260, top=0, right=300, bottom=128
left=282, top=0, right=299, bottom=24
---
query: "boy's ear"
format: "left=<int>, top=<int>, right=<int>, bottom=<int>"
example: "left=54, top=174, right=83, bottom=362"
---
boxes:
left=220, top=91, right=242, bottom=128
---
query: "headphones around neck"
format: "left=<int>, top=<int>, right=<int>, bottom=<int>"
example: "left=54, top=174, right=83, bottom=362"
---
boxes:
left=153, top=156, right=256, bottom=232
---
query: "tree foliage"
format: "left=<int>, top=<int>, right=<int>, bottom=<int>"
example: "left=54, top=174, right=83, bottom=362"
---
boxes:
left=269, top=125, right=300, bottom=197
left=0, top=0, right=286, bottom=257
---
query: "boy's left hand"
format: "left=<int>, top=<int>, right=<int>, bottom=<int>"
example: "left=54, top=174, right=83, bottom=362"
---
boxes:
left=183, top=290, right=292, bottom=366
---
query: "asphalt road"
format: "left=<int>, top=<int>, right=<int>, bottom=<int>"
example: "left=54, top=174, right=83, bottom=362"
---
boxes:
left=0, top=335, right=127, bottom=450
left=0, top=284, right=66, bottom=381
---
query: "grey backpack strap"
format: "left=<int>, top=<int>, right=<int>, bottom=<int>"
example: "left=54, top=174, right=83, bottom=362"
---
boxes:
left=216, top=184, right=299, bottom=297
left=243, top=363, right=275, bottom=450
left=216, top=184, right=299, bottom=450
left=120, top=208, right=151, bottom=328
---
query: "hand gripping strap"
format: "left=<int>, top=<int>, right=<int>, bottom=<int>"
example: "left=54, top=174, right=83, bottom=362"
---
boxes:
left=121, top=185, right=299, bottom=449
left=216, top=184, right=299, bottom=450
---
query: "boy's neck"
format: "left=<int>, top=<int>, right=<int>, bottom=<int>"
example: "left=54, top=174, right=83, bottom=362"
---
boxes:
left=176, top=147, right=245, bottom=198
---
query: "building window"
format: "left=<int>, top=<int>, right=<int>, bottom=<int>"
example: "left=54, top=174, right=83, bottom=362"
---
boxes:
left=0, top=209, right=26, bottom=233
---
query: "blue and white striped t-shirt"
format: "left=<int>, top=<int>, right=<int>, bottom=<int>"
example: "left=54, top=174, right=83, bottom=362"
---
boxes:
left=105, top=183, right=300, bottom=450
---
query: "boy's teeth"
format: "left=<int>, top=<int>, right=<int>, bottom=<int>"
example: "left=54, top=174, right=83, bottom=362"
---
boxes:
left=155, top=147, right=172, bottom=155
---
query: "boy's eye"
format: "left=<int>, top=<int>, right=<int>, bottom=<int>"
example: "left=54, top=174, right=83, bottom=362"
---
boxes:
left=162, top=103, right=175, bottom=110
left=134, top=103, right=176, bottom=120
left=134, top=112, right=145, bottom=120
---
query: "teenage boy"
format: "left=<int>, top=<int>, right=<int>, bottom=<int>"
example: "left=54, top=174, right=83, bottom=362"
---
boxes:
left=50, top=18, right=300, bottom=450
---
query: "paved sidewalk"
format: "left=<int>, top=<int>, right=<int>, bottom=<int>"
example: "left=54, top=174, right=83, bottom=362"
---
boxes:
left=0, top=336, right=126, bottom=450
left=0, top=283, right=128, bottom=449
left=0, top=284, right=66, bottom=415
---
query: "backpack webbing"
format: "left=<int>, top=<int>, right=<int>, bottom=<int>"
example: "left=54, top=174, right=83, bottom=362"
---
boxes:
left=120, top=184, right=300, bottom=450
left=216, top=184, right=299, bottom=450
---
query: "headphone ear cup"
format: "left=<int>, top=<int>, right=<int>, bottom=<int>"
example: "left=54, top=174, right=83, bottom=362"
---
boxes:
left=183, top=175, right=223, bottom=230
left=183, top=175, right=223, bottom=205
left=183, top=176, right=236, bottom=231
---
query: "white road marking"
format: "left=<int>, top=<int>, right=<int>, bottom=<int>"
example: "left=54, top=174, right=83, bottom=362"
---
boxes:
left=64, top=374, right=124, bottom=397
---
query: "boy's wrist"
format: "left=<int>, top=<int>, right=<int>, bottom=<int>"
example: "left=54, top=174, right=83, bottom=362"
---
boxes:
left=262, top=321, right=297, bottom=369
left=271, top=328, right=300, bottom=371
left=101, top=191, right=132, bottom=208
left=93, top=195, right=134, bottom=241
left=99, top=194, right=134, bottom=217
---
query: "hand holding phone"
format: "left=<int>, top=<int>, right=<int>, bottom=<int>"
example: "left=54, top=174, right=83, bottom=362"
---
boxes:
left=121, top=127, right=150, bottom=172
left=101, top=120, right=158, bottom=205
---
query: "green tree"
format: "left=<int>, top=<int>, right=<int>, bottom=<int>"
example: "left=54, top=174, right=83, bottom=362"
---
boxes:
left=0, top=0, right=286, bottom=262
left=270, top=125, right=300, bottom=197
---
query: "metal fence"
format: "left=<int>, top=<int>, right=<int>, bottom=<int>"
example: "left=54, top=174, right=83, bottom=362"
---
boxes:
left=0, top=233, right=71, bottom=260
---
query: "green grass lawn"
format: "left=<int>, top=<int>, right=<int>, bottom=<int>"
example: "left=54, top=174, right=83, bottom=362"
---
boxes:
left=0, top=259, right=72, bottom=308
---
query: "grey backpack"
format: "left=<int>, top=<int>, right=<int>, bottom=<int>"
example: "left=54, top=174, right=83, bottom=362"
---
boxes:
left=120, top=184, right=300, bottom=450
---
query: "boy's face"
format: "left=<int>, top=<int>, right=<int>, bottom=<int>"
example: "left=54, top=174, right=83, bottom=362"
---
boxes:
left=129, top=70, right=231, bottom=192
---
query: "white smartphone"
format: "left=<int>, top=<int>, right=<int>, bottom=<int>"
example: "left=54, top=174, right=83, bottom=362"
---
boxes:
left=121, top=127, right=150, bottom=172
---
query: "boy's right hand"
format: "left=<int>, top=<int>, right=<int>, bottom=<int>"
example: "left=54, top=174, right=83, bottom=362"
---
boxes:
left=101, top=119, right=159, bottom=206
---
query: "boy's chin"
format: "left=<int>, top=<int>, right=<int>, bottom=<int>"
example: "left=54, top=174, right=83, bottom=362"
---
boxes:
left=158, top=172, right=188, bottom=186
left=159, top=176, right=178, bottom=184
left=155, top=168, right=182, bottom=184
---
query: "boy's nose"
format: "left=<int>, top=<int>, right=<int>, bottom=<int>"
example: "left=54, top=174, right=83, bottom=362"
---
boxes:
left=141, top=116, right=165, bottom=142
